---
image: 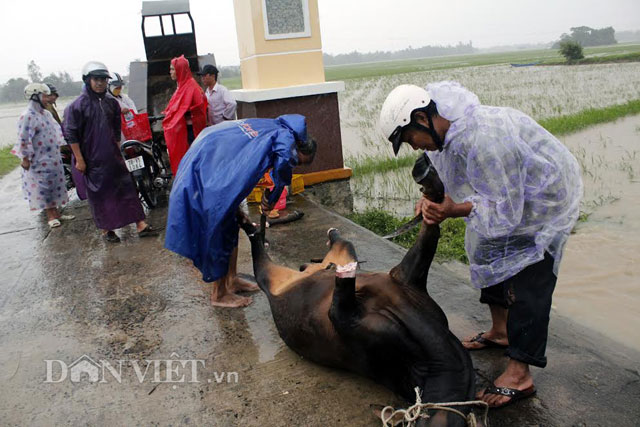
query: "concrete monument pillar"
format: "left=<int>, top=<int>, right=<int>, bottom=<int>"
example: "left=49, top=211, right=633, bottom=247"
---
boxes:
left=231, top=0, right=350, bottom=184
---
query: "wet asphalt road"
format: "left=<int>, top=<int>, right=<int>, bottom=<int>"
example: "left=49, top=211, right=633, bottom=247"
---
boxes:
left=1, top=168, right=639, bottom=426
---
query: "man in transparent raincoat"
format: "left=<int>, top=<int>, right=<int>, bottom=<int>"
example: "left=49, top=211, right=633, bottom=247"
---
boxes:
left=379, top=82, right=582, bottom=408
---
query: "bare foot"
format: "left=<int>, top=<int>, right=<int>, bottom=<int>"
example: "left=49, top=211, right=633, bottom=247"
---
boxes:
left=210, top=293, right=253, bottom=308
left=462, top=329, right=508, bottom=350
left=230, top=276, right=260, bottom=293
left=476, top=359, right=535, bottom=408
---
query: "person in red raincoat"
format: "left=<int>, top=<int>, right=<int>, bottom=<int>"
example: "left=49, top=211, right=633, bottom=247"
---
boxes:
left=162, top=55, right=208, bottom=175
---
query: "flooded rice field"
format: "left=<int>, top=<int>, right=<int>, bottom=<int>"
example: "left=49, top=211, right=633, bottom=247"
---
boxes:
left=556, top=115, right=640, bottom=351
left=339, top=62, right=640, bottom=160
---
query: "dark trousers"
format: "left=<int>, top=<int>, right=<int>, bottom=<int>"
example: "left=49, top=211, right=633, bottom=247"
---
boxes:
left=479, top=252, right=557, bottom=368
left=187, top=124, right=195, bottom=146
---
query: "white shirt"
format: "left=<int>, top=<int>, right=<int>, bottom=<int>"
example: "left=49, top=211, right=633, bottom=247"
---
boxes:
left=114, top=93, right=138, bottom=114
left=205, top=82, right=237, bottom=126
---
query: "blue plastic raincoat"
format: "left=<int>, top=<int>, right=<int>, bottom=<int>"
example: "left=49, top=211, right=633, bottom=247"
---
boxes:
left=165, top=114, right=306, bottom=282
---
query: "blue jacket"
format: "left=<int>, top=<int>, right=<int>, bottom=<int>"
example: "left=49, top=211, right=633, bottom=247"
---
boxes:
left=165, top=114, right=306, bottom=282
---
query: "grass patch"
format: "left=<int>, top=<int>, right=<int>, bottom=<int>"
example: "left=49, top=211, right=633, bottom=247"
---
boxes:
left=347, top=153, right=416, bottom=176
left=0, top=146, right=19, bottom=178
left=539, top=99, right=640, bottom=135
left=578, top=211, right=590, bottom=223
left=543, top=51, right=640, bottom=66
left=222, top=76, right=242, bottom=90
left=347, top=209, right=468, bottom=263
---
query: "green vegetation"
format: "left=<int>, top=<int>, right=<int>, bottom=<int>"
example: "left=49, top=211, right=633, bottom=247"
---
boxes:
left=539, top=99, right=640, bottom=136
left=348, top=209, right=468, bottom=263
left=552, top=26, right=618, bottom=49
left=559, top=41, right=585, bottom=62
left=553, top=26, right=617, bottom=49
left=223, top=76, right=242, bottom=90
left=347, top=154, right=415, bottom=176
left=0, top=146, right=19, bottom=178
left=544, top=51, right=640, bottom=65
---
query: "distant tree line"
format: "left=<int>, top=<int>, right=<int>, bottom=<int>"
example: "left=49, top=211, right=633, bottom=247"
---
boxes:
left=552, top=26, right=617, bottom=49
left=0, top=60, right=82, bottom=103
left=322, top=42, right=476, bottom=66
left=218, top=65, right=241, bottom=79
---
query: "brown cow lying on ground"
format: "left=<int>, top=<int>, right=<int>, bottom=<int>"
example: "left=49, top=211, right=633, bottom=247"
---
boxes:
left=237, top=155, right=479, bottom=426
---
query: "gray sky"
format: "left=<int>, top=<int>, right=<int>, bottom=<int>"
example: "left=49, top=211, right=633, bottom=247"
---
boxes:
left=1, top=0, right=639, bottom=83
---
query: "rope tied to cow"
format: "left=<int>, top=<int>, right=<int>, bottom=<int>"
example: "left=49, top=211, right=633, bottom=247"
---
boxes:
left=380, top=387, right=489, bottom=427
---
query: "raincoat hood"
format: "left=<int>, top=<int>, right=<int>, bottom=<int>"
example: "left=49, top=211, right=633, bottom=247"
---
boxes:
left=426, top=81, right=480, bottom=122
left=172, top=55, right=192, bottom=86
left=277, top=114, right=307, bottom=142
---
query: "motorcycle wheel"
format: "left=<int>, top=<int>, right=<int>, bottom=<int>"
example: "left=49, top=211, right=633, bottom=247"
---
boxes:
left=63, top=166, right=75, bottom=191
left=136, top=169, right=158, bottom=208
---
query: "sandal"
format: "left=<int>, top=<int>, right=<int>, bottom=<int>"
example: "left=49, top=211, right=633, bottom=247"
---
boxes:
left=480, top=385, right=536, bottom=409
left=48, top=219, right=61, bottom=228
left=103, top=231, right=121, bottom=243
left=59, top=214, right=76, bottom=220
left=138, top=225, right=159, bottom=238
left=463, top=331, right=508, bottom=351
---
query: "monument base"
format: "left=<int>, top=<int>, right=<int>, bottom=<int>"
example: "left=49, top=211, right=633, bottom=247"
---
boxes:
left=232, top=82, right=348, bottom=179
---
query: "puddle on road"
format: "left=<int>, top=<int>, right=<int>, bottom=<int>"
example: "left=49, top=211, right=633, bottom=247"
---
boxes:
left=556, top=115, right=640, bottom=352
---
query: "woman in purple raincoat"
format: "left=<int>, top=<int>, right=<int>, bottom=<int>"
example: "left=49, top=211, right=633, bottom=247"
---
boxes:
left=63, top=61, right=157, bottom=243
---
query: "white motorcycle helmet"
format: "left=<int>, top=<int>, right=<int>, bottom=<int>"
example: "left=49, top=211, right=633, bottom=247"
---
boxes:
left=379, top=84, right=442, bottom=155
left=82, top=61, right=111, bottom=82
left=109, top=72, right=125, bottom=88
left=24, top=83, right=51, bottom=101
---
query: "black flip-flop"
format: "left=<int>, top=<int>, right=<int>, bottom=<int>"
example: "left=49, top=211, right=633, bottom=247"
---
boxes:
left=481, top=385, right=536, bottom=409
left=464, top=331, right=508, bottom=351
left=138, top=225, right=159, bottom=238
left=103, top=231, right=121, bottom=243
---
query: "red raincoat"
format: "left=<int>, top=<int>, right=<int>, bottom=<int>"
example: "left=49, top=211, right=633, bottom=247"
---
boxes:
left=162, top=55, right=208, bottom=175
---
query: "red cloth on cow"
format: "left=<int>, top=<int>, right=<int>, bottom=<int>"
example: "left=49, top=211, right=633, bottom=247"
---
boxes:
left=162, top=55, right=208, bottom=175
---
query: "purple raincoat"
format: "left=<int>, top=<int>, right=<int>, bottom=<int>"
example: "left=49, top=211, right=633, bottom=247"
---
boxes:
left=63, top=86, right=144, bottom=230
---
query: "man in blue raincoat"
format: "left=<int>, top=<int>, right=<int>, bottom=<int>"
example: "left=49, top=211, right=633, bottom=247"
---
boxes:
left=165, top=114, right=316, bottom=308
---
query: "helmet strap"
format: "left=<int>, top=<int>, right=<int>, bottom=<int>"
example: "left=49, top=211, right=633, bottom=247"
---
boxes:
left=30, top=94, right=45, bottom=109
left=409, top=118, right=443, bottom=152
left=425, top=111, right=444, bottom=152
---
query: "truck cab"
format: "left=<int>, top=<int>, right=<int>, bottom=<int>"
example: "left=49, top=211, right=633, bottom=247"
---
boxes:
left=128, top=0, right=215, bottom=120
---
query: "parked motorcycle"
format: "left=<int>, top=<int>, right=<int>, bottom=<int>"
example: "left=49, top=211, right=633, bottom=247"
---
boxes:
left=120, top=114, right=171, bottom=208
left=60, top=145, right=75, bottom=191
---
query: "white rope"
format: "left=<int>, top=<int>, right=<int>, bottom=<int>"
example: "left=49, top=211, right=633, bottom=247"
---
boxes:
left=380, top=387, right=489, bottom=427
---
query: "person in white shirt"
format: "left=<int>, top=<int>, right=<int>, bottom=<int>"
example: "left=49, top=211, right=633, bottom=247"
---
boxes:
left=108, top=72, right=138, bottom=114
left=197, top=64, right=237, bottom=126
left=108, top=73, right=139, bottom=143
